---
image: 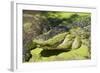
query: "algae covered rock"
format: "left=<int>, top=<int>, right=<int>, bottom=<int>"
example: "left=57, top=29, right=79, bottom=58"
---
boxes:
left=25, top=41, right=37, bottom=50
left=57, top=44, right=90, bottom=60
left=35, top=26, right=69, bottom=40
left=33, top=32, right=68, bottom=46
left=46, top=32, right=68, bottom=46
left=29, top=48, right=43, bottom=62
left=81, top=39, right=90, bottom=48
left=40, top=56, right=57, bottom=61
left=31, top=48, right=43, bottom=55
left=74, top=44, right=90, bottom=57
left=71, top=36, right=81, bottom=50
left=29, top=44, right=90, bottom=62
left=57, top=34, right=74, bottom=50
left=23, top=52, right=32, bottom=62
left=69, top=27, right=90, bottom=39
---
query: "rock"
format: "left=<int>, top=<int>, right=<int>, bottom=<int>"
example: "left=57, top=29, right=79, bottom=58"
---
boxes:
left=50, top=26, right=69, bottom=34
left=81, top=39, right=90, bottom=49
left=29, top=48, right=43, bottom=62
left=71, top=36, right=81, bottom=50
left=57, top=44, right=90, bottom=60
left=23, top=10, right=49, bottom=51
left=23, top=11, right=50, bottom=62
left=46, top=32, right=68, bottom=46
left=74, top=44, right=90, bottom=57
left=34, top=30, right=52, bottom=41
left=33, top=32, right=68, bottom=46
left=23, top=51, right=32, bottom=62
left=72, top=15, right=91, bottom=28
left=31, top=48, right=43, bottom=55
left=69, top=27, right=90, bottom=39
left=40, top=56, right=57, bottom=61
left=23, top=41, right=37, bottom=62
left=34, top=25, right=69, bottom=40
left=57, top=34, right=74, bottom=50
left=29, top=44, right=90, bottom=62
left=25, top=41, right=37, bottom=50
